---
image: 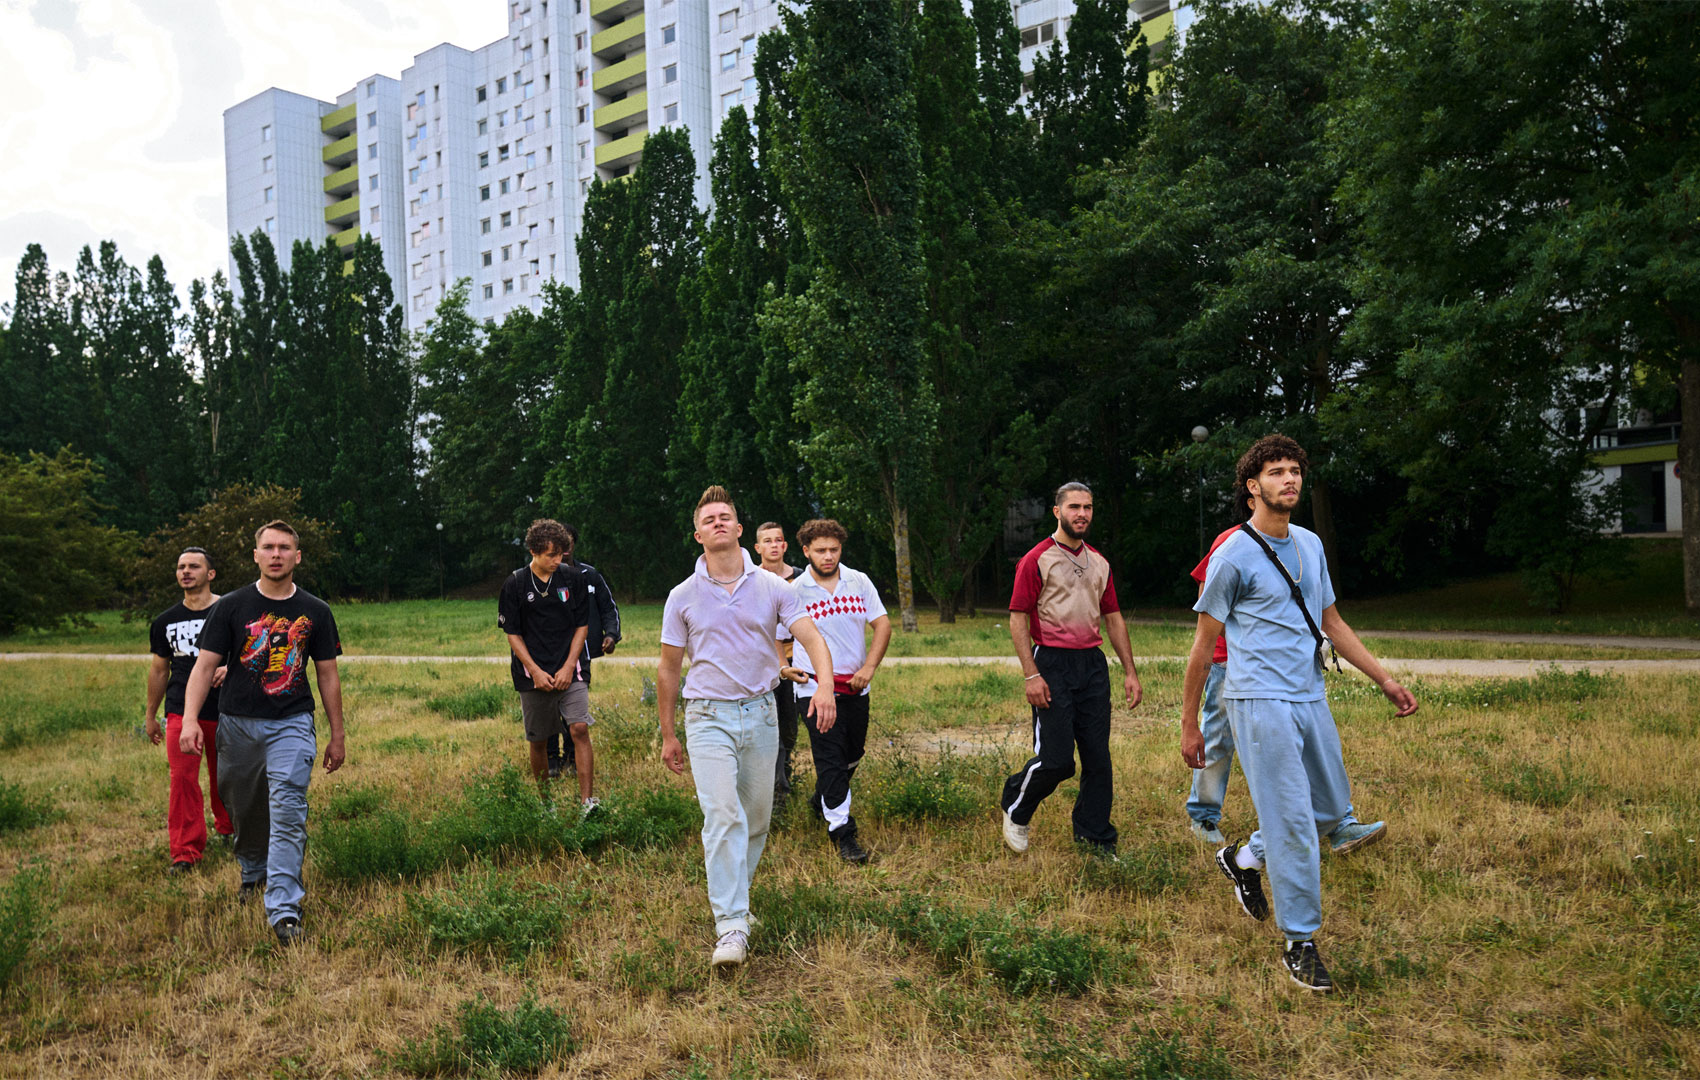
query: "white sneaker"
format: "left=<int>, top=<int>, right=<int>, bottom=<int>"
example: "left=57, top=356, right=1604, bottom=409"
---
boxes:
left=580, top=796, right=602, bottom=818
left=711, top=929, right=748, bottom=969
left=1190, top=820, right=1226, bottom=845
left=1002, top=810, right=1029, bottom=854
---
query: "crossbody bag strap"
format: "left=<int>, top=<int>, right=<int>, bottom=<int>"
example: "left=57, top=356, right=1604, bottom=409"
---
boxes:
left=1237, top=523, right=1339, bottom=671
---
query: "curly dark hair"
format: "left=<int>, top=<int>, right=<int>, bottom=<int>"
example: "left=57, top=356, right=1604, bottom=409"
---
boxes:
left=1235, top=434, right=1310, bottom=505
left=796, top=518, right=849, bottom=548
left=524, top=518, right=571, bottom=555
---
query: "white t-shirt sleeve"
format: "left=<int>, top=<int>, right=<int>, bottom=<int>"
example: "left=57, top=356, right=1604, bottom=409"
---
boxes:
left=776, top=576, right=807, bottom=632
left=659, top=590, right=689, bottom=649
left=859, top=570, right=888, bottom=622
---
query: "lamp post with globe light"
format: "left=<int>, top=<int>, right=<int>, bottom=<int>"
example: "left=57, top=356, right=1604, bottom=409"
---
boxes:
left=1191, top=426, right=1209, bottom=558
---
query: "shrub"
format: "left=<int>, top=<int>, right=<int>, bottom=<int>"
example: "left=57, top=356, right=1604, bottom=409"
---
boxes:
left=315, top=809, right=417, bottom=883
left=402, top=867, right=586, bottom=961
left=427, top=684, right=512, bottom=722
left=386, top=993, right=576, bottom=1077
left=0, top=780, right=60, bottom=833
left=322, top=783, right=390, bottom=821
left=0, top=866, right=51, bottom=995
left=864, top=752, right=986, bottom=825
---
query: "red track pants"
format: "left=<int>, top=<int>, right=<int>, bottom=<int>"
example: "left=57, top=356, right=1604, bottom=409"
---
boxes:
left=164, top=713, right=234, bottom=863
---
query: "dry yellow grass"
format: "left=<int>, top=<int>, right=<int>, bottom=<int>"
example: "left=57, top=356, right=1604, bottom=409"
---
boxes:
left=1, top=657, right=1697, bottom=1079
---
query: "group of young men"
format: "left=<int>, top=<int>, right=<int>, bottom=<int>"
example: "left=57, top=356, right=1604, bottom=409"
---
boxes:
left=142, top=434, right=1416, bottom=992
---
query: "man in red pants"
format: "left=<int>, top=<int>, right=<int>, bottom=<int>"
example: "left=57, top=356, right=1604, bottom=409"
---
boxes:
left=145, top=548, right=231, bottom=873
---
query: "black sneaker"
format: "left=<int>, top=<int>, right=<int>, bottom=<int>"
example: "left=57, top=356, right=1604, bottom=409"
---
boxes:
left=1216, top=840, right=1270, bottom=921
left=831, top=827, right=870, bottom=865
left=167, top=860, right=195, bottom=875
left=1282, top=940, right=1333, bottom=992
left=237, top=880, right=264, bottom=904
left=274, top=917, right=303, bottom=946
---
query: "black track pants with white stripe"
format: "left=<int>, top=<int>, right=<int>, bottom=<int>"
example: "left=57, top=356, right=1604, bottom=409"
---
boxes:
left=803, top=690, right=870, bottom=833
left=1000, top=645, right=1117, bottom=848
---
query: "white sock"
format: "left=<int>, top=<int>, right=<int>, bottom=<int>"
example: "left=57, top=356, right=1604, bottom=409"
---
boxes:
left=1286, top=938, right=1310, bottom=950
left=1236, top=845, right=1263, bottom=871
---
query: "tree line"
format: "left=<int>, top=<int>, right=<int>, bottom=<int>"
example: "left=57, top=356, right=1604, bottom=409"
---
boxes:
left=2, top=0, right=1695, bottom=633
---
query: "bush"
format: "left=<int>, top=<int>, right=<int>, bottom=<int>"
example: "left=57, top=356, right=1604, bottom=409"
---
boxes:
left=427, top=685, right=512, bottom=722
left=402, top=867, right=587, bottom=962
left=0, top=780, right=60, bottom=833
left=0, top=866, right=51, bottom=994
left=321, top=783, right=390, bottom=821
left=386, top=993, right=576, bottom=1077
left=0, top=449, right=132, bottom=634
left=864, top=752, right=988, bottom=825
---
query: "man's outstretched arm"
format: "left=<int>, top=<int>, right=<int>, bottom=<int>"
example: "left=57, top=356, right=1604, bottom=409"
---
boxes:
left=1321, top=605, right=1417, bottom=717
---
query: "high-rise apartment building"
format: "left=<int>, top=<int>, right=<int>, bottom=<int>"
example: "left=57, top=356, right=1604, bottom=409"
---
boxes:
left=224, top=0, right=1179, bottom=328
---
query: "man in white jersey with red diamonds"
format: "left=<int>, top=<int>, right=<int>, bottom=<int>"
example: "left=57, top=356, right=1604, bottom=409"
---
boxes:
left=788, top=518, right=892, bottom=865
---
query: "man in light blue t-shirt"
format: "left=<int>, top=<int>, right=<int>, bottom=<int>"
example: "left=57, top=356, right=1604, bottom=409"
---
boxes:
left=1180, top=434, right=1417, bottom=994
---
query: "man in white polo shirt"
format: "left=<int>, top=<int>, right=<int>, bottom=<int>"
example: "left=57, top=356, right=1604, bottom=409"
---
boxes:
left=790, top=518, right=891, bottom=864
left=658, top=486, right=837, bottom=970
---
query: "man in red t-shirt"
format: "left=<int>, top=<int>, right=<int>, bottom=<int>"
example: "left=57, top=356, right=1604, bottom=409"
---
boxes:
left=1000, top=482, right=1143, bottom=859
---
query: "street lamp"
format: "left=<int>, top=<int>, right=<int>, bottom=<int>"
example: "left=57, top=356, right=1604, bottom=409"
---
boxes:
left=1190, top=426, right=1209, bottom=558
left=435, top=522, right=444, bottom=599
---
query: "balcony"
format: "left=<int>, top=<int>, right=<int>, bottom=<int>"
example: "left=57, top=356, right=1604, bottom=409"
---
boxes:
left=589, top=0, right=643, bottom=22
left=322, top=132, right=358, bottom=166
left=592, top=13, right=644, bottom=58
left=325, top=194, right=360, bottom=227
left=323, top=163, right=359, bottom=196
left=331, top=225, right=361, bottom=250
left=592, top=50, right=647, bottom=95
left=320, top=101, right=357, bottom=137
left=595, top=128, right=646, bottom=170
left=594, top=91, right=648, bottom=132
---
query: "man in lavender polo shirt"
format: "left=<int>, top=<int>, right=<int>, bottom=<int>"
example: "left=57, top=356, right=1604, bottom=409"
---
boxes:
left=659, top=485, right=837, bottom=971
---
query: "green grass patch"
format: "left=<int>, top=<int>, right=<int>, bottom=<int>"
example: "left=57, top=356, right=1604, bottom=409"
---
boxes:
left=1480, top=755, right=1599, bottom=808
left=385, top=993, right=576, bottom=1077
left=374, top=734, right=436, bottom=754
left=1029, top=1023, right=1234, bottom=1079
left=1079, top=844, right=1192, bottom=897
left=0, top=866, right=51, bottom=996
left=0, top=691, right=127, bottom=750
left=863, top=751, right=997, bottom=824
left=426, top=684, right=513, bottom=722
left=607, top=932, right=707, bottom=998
left=320, top=783, right=390, bottom=821
left=0, top=780, right=61, bottom=833
left=398, top=866, right=588, bottom=962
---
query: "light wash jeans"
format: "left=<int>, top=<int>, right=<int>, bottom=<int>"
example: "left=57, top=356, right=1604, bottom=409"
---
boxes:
left=684, top=691, right=778, bottom=936
left=1185, top=663, right=1233, bottom=826
left=216, top=712, right=318, bottom=927
left=1226, top=697, right=1353, bottom=940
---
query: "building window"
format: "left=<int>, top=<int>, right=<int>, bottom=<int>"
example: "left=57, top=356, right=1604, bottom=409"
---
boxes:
left=500, top=177, right=511, bottom=195
left=719, top=9, right=737, bottom=32
left=664, top=103, right=679, bottom=123
left=499, top=144, right=511, bottom=161
left=481, top=217, right=492, bottom=234
left=575, top=31, right=585, bottom=49
left=262, top=155, right=273, bottom=172
left=482, top=251, right=493, bottom=266
left=477, top=85, right=488, bottom=102
left=261, top=124, right=273, bottom=142
left=369, top=174, right=379, bottom=191
left=501, top=244, right=512, bottom=261
left=522, top=44, right=533, bottom=63
left=369, top=206, right=380, bottom=223
left=542, top=37, right=549, bottom=55
left=744, top=76, right=758, bottom=99
left=366, top=80, right=376, bottom=97
left=721, top=50, right=738, bottom=71
left=1020, top=21, right=1057, bottom=49
left=498, top=110, right=508, bottom=128
left=409, top=165, right=421, bottom=183
left=526, top=152, right=537, bottom=168
left=416, top=90, right=426, bottom=110
left=663, top=23, right=676, bottom=44
left=483, top=283, right=494, bottom=299
left=480, top=185, right=491, bottom=200
left=406, top=101, right=419, bottom=122
left=501, top=211, right=513, bottom=227
left=722, top=90, right=740, bottom=115
left=265, top=217, right=275, bottom=233
left=528, top=79, right=539, bottom=98
left=497, top=77, right=507, bottom=94
left=580, top=178, right=590, bottom=195
left=263, top=186, right=274, bottom=203
left=479, top=151, right=489, bottom=168
left=663, top=64, right=677, bottom=84
left=368, top=142, right=378, bottom=160
left=367, top=111, right=377, bottom=129
left=478, top=118, right=489, bottom=135
left=578, top=140, right=588, bottom=159
left=742, top=35, right=757, bottom=59
left=576, top=67, right=586, bottom=87
left=504, top=279, right=515, bottom=294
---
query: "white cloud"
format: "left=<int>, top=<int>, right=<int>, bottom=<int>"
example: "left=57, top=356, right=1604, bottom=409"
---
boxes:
left=0, top=0, right=504, bottom=299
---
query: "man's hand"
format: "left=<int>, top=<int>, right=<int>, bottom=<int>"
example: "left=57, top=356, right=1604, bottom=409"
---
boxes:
left=848, top=665, right=877, bottom=693
left=1024, top=673, right=1051, bottom=709
left=808, top=687, right=837, bottom=734
left=530, top=666, right=555, bottom=691
left=1124, top=672, right=1143, bottom=710
left=1180, top=722, right=1205, bottom=769
left=778, top=666, right=807, bottom=685
left=601, top=635, right=616, bottom=656
left=1381, top=679, right=1418, bottom=717
left=145, top=717, right=163, bottom=746
left=179, top=717, right=204, bottom=756
left=661, top=735, right=684, bottom=775
left=323, top=733, right=346, bottom=772
left=211, top=665, right=229, bottom=688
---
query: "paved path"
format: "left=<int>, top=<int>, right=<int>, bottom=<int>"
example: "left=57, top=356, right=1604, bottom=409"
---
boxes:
left=6, top=652, right=1698, bottom=677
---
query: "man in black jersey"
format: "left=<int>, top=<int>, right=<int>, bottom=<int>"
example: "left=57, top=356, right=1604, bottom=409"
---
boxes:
left=145, top=547, right=232, bottom=873
left=546, top=523, right=621, bottom=779
left=499, top=519, right=595, bottom=811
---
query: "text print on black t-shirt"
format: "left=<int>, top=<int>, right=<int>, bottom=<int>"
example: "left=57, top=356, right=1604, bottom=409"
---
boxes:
left=239, top=613, right=317, bottom=698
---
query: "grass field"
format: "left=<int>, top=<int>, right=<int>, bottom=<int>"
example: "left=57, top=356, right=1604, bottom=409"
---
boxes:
left=2, top=653, right=1698, bottom=1078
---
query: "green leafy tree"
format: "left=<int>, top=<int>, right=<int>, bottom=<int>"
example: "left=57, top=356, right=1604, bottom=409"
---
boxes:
left=764, top=0, right=933, bottom=631
left=0, top=449, right=131, bottom=634
left=0, top=246, right=81, bottom=460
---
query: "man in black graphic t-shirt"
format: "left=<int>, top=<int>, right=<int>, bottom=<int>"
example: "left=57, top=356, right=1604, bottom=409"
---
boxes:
left=545, top=523, right=622, bottom=780
left=145, top=547, right=232, bottom=873
left=499, top=519, right=594, bottom=811
left=182, top=520, right=344, bottom=947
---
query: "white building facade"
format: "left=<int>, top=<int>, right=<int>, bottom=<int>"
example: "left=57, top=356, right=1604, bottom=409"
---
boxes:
left=225, top=0, right=1183, bottom=328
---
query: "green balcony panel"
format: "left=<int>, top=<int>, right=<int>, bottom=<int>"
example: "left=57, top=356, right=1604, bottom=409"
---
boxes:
left=325, top=194, right=360, bottom=226
left=320, top=101, right=357, bottom=135
left=589, top=0, right=642, bottom=21
left=592, top=12, right=644, bottom=57
left=595, top=129, right=647, bottom=169
left=594, top=91, right=648, bottom=131
left=324, top=163, right=359, bottom=195
left=342, top=259, right=356, bottom=276
left=592, top=51, right=647, bottom=94
left=332, top=225, right=361, bottom=250
left=322, top=132, right=357, bottom=164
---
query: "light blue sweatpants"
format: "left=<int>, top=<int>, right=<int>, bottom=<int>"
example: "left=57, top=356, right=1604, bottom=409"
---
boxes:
left=216, top=712, right=318, bottom=927
left=1225, top=697, right=1353, bottom=940
left=683, top=692, right=778, bottom=936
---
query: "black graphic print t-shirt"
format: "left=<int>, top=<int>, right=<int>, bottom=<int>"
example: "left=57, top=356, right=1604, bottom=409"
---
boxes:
left=149, top=600, right=221, bottom=717
left=198, top=583, right=342, bottom=720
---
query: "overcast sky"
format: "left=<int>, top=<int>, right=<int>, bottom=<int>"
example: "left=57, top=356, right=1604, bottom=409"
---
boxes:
left=0, top=0, right=509, bottom=302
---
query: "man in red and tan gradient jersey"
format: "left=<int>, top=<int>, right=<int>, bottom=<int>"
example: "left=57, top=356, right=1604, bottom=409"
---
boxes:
left=1000, top=482, right=1143, bottom=858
